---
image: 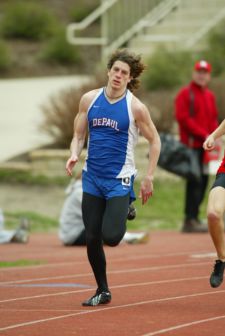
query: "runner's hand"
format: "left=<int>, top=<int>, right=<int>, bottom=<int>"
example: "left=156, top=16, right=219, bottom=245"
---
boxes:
left=139, top=176, right=153, bottom=205
left=203, top=135, right=215, bottom=151
left=66, top=156, right=78, bottom=176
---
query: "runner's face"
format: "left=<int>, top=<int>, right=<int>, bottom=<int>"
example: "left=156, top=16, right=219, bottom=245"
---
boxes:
left=192, top=70, right=211, bottom=87
left=107, top=61, right=132, bottom=91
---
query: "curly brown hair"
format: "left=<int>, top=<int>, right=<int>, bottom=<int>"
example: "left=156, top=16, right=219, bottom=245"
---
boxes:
left=107, top=49, right=146, bottom=92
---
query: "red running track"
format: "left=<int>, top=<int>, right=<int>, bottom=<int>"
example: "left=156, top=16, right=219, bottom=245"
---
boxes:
left=0, top=231, right=225, bottom=336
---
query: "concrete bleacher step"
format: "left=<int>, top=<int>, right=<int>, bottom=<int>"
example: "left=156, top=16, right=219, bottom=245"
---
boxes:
left=129, top=0, right=225, bottom=56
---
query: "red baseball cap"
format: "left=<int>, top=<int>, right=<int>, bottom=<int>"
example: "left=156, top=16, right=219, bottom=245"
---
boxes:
left=194, top=60, right=212, bottom=73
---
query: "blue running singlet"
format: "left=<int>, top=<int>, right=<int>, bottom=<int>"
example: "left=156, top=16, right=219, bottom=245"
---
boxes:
left=83, top=88, right=139, bottom=179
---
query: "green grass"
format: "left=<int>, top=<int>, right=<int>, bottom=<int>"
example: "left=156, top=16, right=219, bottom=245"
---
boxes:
left=3, top=176, right=214, bottom=233
left=0, top=169, right=69, bottom=186
left=0, top=260, right=45, bottom=268
left=5, top=211, right=58, bottom=232
left=127, top=177, right=212, bottom=232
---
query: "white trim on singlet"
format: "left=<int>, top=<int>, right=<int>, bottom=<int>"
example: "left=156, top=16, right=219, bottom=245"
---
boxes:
left=116, top=90, right=138, bottom=179
left=87, top=88, right=104, bottom=113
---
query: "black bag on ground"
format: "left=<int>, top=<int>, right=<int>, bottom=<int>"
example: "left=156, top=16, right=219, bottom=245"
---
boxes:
left=158, top=133, right=201, bottom=181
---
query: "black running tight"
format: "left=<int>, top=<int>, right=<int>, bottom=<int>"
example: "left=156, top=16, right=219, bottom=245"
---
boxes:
left=82, top=192, right=130, bottom=292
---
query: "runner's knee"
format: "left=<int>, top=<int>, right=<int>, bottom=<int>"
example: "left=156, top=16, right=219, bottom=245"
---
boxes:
left=207, top=209, right=222, bottom=224
left=103, top=231, right=124, bottom=246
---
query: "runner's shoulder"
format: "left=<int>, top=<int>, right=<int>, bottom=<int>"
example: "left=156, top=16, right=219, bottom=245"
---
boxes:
left=80, top=88, right=102, bottom=110
left=82, top=88, right=102, bottom=103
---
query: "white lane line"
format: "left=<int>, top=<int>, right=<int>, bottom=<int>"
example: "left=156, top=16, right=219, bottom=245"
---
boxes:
left=142, top=315, right=225, bottom=336
left=0, top=261, right=211, bottom=285
left=0, top=250, right=213, bottom=272
left=0, top=261, right=86, bottom=272
left=191, top=252, right=217, bottom=259
left=0, top=290, right=225, bottom=332
left=0, top=275, right=208, bottom=303
left=0, top=288, right=91, bottom=304
left=0, top=309, right=83, bottom=313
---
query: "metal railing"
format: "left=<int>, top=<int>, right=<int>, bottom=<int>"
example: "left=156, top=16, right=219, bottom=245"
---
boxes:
left=67, top=0, right=225, bottom=60
left=66, top=0, right=179, bottom=60
left=102, top=0, right=163, bottom=44
left=67, top=0, right=118, bottom=46
left=102, top=0, right=179, bottom=58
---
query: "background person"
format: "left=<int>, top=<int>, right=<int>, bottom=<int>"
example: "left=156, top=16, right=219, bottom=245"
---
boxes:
left=66, top=49, right=161, bottom=306
left=0, top=208, right=29, bottom=244
left=175, top=60, right=219, bottom=233
left=203, top=120, right=225, bottom=288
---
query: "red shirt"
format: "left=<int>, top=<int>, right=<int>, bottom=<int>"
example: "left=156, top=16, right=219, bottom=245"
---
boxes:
left=217, top=156, right=225, bottom=174
left=175, top=81, right=218, bottom=148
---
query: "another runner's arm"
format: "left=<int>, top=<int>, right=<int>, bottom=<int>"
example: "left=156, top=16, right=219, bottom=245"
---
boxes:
left=203, top=119, right=225, bottom=151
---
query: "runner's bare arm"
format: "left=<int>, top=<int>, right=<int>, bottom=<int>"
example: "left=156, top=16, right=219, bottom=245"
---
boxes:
left=66, top=91, right=97, bottom=176
left=203, top=119, right=225, bottom=150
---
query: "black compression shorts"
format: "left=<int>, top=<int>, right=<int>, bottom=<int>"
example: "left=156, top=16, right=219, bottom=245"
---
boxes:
left=212, top=173, right=225, bottom=189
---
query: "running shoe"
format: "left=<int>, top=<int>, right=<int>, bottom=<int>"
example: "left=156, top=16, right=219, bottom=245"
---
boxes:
left=11, top=228, right=29, bottom=244
left=181, top=219, right=208, bottom=233
left=127, top=204, right=136, bottom=221
left=210, top=260, right=225, bottom=288
left=126, top=231, right=150, bottom=245
left=82, top=289, right=111, bottom=307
